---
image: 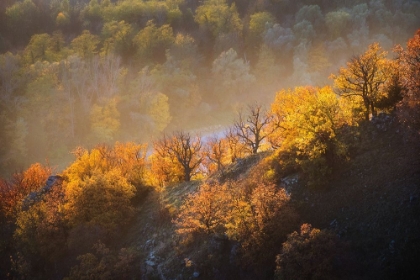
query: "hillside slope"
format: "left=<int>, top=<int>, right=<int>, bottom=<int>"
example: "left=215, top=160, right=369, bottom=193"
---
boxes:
left=119, top=118, right=419, bottom=279
left=292, top=120, right=420, bottom=279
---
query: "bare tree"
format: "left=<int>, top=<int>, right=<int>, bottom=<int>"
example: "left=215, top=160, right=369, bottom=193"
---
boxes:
left=154, top=131, right=203, bottom=182
left=233, top=104, right=274, bottom=154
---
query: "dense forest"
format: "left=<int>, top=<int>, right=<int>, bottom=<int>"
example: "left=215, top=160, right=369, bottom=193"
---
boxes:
left=0, top=0, right=419, bottom=279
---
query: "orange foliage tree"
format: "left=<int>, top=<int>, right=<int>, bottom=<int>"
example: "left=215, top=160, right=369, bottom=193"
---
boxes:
left=0, top=163, right=51, bottom=220
left=202, top=136, right=231, bottom=175
left=397, top=29, right=420, bottom=130
left=174, top=183, right=230, bottom=237
left=174, top=181, right=297, bottom=273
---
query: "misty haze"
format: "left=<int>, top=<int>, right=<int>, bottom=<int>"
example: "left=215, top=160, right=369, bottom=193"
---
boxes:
left=0, top=0, right=419, bottom=279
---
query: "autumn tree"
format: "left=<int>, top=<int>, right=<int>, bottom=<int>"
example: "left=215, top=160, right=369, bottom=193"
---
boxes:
left=234, top=104, right=273, bottom=154
left=148, top=151, right=183, bottom=188
left=13, top=178, right=67, bottom=274
left=65, top=142, right=147, bottom=188
left=203, top=136, right=230, bottom=174
left=397, top=29, right=420, bottom=130
left=174, top=181, right=297, bottom=274
left=235, top=183, right=297, bottom=273
left=133, top=20, right=174, bottom=63
left=113, top=141, right=148, bottom=188
left=66, top=242, right=138, bottom=280
left=247, top=11, right=275, bottom=48
left=225, top=127, right=247, bottom=163
left=64, top=168, right=135, bottom=234
left=90, top=98, right=120, bottom=143
left=0, top=163, right=52, bottom=220
left=153, top=131, right=203, bottom=182
left=275, top=224, right=346, bottom=280
left=174, top=183, right=230, bottom=236
left=194, top=0, right=242, bottom=37
left=5, top=0, right=40, bottom=45
left=269, top=86, right=353, bottom=186
left=23, top=33, right=51, bottom=64
left=400, top=29, right=420, bottom=94
left=144, top=92, right=172, bottom=133
left=332, top=43, right=394, bottom=121
left=71, top=30, right=100, bottom=59
left=101, top=20, right=136, bottom=59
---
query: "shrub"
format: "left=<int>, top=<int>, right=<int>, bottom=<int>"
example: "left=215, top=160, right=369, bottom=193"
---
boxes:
left=275, top=224, right=345, bottom=280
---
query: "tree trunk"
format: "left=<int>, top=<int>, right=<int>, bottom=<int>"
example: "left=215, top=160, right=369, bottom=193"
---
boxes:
left=364, top=106, right=370, bottom=121
left=364, top=98, right=370, bottom=121
left=370, top=102, right=377, bottom=118
left=184, top=167, right=191, bottom=182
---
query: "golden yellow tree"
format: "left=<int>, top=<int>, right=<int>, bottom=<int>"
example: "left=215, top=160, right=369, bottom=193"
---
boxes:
left=269, top=86, right=353, bottom=186
left=331, top=43, right=392, bottom=121
left=64, top=168, right=135, bottom=233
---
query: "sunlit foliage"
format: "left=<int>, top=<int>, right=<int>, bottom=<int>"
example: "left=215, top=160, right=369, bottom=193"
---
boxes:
left=1, top=1, right=419, bottom=279
left=269, top=86, right=354, bottom=186
left=64, top=168, right=135, bottom=233
left=0, top=163, right=51, bottom=220
left=397, top=29, right=420, bottom=130
left=332, top=43, right=396, bottom=120
left=65, top=142, right=147, bottom=188
left=14, top=178, right=66, bottom=266
left=174, top=180, right=297, bottom=274
left=174, top=183, right=230, bottom=236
